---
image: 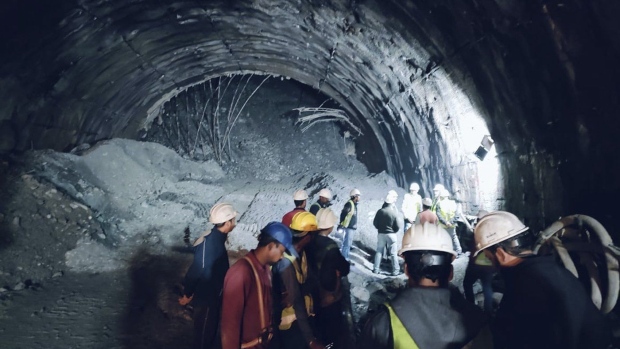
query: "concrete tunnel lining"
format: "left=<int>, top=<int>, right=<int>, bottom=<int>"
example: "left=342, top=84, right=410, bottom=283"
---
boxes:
left=2, top=0, right=620, bottom=234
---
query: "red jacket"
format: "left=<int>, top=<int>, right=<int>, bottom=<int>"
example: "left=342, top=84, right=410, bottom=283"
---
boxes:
left=221, top=251, right=273, bottom=349
left=282, top=208, right=305, bottom=228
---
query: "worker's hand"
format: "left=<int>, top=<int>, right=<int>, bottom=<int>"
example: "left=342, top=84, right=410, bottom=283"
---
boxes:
left=178, top=294, right=193, bottom=306
left=309, top=340, right=326, bottom=349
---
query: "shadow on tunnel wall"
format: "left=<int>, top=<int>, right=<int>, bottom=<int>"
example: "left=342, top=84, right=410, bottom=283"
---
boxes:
left=121, top=247, right=194, bottom=349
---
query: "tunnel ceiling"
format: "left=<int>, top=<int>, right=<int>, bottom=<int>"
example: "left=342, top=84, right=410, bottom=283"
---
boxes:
left=1, top=0, right=620, bottom=230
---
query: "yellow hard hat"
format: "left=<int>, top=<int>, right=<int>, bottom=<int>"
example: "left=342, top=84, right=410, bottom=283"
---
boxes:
left=473, top=211, right=529, bottom=256
left=290, top=211, right=318, bottom=236
left=399, top=222, right=456, bottom=257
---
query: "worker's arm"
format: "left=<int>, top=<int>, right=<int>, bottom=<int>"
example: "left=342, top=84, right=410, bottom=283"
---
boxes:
left=181, top=241, right=212, bottom=297
left=394, top=210, right=403, bottom=233
left=360, top=307, right=392, bottom=349
left=220, top=262, right=250, bottom=349
left=279, top=262, right=318, bottom=346
left=339, top=201, right=351, bottom=225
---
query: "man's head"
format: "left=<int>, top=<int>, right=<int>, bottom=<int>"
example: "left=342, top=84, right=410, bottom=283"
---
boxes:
left=290, top=211, right=319, bottom=250
left=385, top=190, right=398, bottom=204
left=399, top=223, right=456, bottom=287
left=422, top=197, right=432, bottom=210
left=409, top=182, right=420, bottom=194
left=317, top=188, right=333, bottom=205
left=350, top=188, right=361, bottom=202
left=433, top=184, right=445, bottom=198
left=209, top=202, right=238, bottom=233
left=315, top=208, right=338, bottom=236
left=258, top=221, right=296, bottom=264
left=474, top=211, right=534, bottom=267
left=293, top=189, right=308, bottom=208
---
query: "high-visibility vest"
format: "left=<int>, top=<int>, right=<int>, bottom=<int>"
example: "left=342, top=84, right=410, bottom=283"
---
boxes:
left=340, top=200, right=356, bottom=227
left=279, top=252, right=314, bottom=330
left=385, top=303, right=419, bottom=349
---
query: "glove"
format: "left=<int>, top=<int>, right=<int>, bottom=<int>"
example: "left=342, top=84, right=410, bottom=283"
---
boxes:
left=309, top=340, right=326, bottom=349
left=178, top=294, right=193, bottom=306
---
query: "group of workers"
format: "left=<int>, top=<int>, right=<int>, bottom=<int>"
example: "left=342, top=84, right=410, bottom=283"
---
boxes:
left=179, top=185, right=613, bottom=349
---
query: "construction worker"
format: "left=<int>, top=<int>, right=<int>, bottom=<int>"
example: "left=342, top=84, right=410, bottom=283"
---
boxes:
left=372, top=190, right=403, bottom=276
left=221, top=222, right=295, bottom=349
left=430, top=184, right=445, bottom=212
left=309, top=188, right=332, bottom=215
left=463, top=210, right=496, bottom=314
left=401, top=182, right=422, bottom=232
left=474, top=211, right=611, bottom=349
left=272, top=212, right=326, bottom=349
left=306, top=208, right=350, bottom=348
left=282, top=189, right=308, bottom=228
left=435, top=189, right=462, bottom=255
left=415, top=197, right=438, bottom=225
left=339, top=188, right=360, bottom=262
left=179, top=202, right=238, bottom=349
left=361, top=223, right=491, bottom=349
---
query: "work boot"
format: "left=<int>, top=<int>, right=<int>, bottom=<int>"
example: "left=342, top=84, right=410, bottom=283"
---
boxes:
left=390, top=270, right=402, bottom=276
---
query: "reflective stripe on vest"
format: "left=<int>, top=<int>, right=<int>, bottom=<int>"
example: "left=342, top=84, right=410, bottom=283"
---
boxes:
left=385, top=303, right=419, bottom=349
left=279, top=252, right=314, bottom=330
left=340, top=200, right=355, bottom=227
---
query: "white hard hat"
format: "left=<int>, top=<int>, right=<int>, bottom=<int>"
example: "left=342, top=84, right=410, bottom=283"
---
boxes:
left=293, top=189, right=308, bottom=200
left=409, top=182, right=420, bottom=191
left=316, top=208, right=338, bottom=230
left=399, top=222, right=456, bottom=256
left=350, top=188, right=361, bottom=197
left=433, top=184, right=445, bottom=191
left=385, top=190, right=398, bottom=204
left=440, top=189, right=450, bottom=198
left=422, top=198, right=433, bottom=207
left=209, top=203, right=238, bottom=224
left=318, top=188, right=333, bottom=200
left=473, top=211, right=529, bottom=256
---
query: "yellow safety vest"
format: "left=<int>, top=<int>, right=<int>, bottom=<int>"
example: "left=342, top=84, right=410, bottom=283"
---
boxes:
left=340, top=200, right=356, bottom=227
left=279, top=252, right=314, bottom=330
left=385, top=303, right=419, bottom=349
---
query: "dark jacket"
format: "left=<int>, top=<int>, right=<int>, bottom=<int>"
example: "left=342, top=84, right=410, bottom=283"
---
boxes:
left=309, top=201, right=330, bottom=215
left=181, top=226, right=229, bottom=306
left=493, top=255, right=611, bottom=349
left=339, top=200, right=358, bottom=229
left=361, top=287, right=490, bottom=349
left=306, top=235, right=350, bottom=293
left=373, top=202, right=402, bottom=234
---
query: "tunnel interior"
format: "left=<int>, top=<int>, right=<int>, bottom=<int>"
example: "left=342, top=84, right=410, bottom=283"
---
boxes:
left=1, top=0, right=620, bottom=347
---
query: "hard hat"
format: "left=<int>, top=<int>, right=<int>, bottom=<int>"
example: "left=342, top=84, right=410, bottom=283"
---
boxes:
left=422, top=198, right=433, bottom=207
left=433, top=184, right=445, bottom=191
left=350, top=188, right=361, bottom=197
left=316, top=208, right=338, bottom=230
left=473, top=211, right=529, bottom=256
left=260, top=222, right=296, bottom=256
left=399, top=222, right=456, bottom=257
left=318, top=188, right=332, bottom=200
left=293, top=189, right=308, bottom=200
left=440, top=189, right=450, bottom=198
left=409, top=183, right=420, bottom=191
left=290, top=211, right=318, bottom=236
left=385, top=190, right=398, bottom=204
left=209, top=203, right=238, bottom=224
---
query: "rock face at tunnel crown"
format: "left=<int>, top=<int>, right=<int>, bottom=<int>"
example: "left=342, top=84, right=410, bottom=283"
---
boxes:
left=1, top=0, right=619, bottom=234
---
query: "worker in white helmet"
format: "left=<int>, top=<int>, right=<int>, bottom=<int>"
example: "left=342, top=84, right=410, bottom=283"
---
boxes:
left=474, top=211, right=611, bottom=349
left=430, top=184, right=445, bottom=212
left=282, top=189, right=308, bottom=228
left=309, top=188, right=333, bottom=215
left=435, top=189, right=462, bottom=255
left=361, top=223, right=491, bottom=349
left=401, top=182, right=422, bottom=232
left=339, top=188, right=361, bottom=261
left=179, top=202, right=238, bottom=349
left=372, top=190, right=403, bottom=276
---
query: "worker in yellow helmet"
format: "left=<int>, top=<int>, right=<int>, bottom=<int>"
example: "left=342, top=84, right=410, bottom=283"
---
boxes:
left=272, top=212, right=326, bottom=349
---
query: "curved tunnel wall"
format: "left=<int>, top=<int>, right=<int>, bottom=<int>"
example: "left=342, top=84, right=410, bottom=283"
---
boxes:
left=1, top=0, right=619, bottom=233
